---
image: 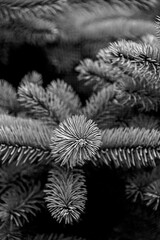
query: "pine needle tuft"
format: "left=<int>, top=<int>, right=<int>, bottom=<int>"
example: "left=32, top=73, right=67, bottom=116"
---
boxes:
left=50, top=115, right=102, bottom=168
left=44, top=166, right=87, bottom=224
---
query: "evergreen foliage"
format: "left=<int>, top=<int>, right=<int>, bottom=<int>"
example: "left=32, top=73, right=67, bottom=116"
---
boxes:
left=1, top=0, right=160, bottom=239
left=44, top=166, right=87, bottom=224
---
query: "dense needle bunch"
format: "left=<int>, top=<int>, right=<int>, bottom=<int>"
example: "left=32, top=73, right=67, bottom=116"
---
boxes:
left=50, top=115, right=102, bottom=168
left=44, top=166, right=87, bottom=224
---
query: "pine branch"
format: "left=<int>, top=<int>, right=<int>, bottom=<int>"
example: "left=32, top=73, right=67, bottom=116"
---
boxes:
left=77, top=42, right=160, bottom=113
left=0, top=115, right=52, bottom=164
left=0, top=181, right=44, bottom=227
left=0, top=0, right=66, bottom=44
left=82, top=87, right=131, bottom=129
left=46, top=79, right=82, bottom=115
left=77, top=41, right=160, bottom=113
left=114, top=73, right=160, bottom=111
left=76, top=59, right=119, bottom=91
left=18, top=82, right=60, bottom=127
left=98, top=39, right=156, bottom=64
left=0, top=115, right=51, bottom=148
left=18, top=80, right=78, bottom=125
left=95, top=39, right=160, bottom=111
left=82, top=87, right=115, bottom=119
left=47, top=18, right=156, bottom=73
left=56, top=1, right=156, bottom=43
left=0, top=79, right=20, bottom=114
left=44, top=166, right=87, bottom=224
left=0, top=0, right=156, bottom=73
left=93, top=102, right=131, bottom=129
left=101, top=127, right=160, bottom=149
left=97, top=40, right=160, bottom=78
left=0, top=17, right=58, bottom=45
left=77, top=37, right=160, bottom=89
left=95, top=127, right=160, bottom=167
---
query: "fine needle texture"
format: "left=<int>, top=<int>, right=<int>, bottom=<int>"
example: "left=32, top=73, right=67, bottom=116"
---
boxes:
left=0, top=1, right=160, bottom=240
